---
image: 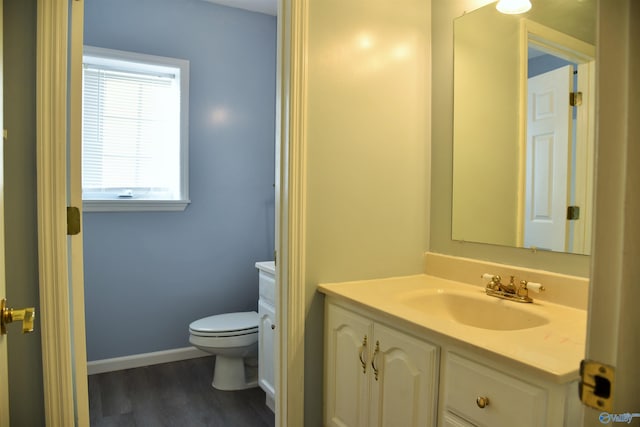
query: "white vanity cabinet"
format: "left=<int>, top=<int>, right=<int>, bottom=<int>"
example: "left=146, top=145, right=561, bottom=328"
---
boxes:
left=324, top=302, right=439, bottom=427
left=256, top=261, right=276, bottom=412
left=323, top=296, right=582, bottom=427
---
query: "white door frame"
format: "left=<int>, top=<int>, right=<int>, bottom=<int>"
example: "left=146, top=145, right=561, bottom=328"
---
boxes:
left=517, top=19, right=595, bottom=248
left=0, top=2, right=9, bottom=425
left=36, top=0, right=89, bottom=424
left=38, top=0, right=309, bottom=426
left=276, top=0, right=307, bottom=425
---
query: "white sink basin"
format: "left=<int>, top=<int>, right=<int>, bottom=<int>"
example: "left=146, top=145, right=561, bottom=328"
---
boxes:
left=397, top=290, right=549, bottom=331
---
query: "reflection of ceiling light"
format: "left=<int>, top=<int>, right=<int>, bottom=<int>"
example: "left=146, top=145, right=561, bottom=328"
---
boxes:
left=496, top=0, right=532, bottom=14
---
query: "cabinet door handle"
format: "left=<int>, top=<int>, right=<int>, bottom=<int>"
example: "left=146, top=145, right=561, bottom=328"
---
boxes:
left=476, top=396, right=490, bottom=409
left=371, top=340, right=380, bottom=381
left=358, top=335, right=368, bottom=374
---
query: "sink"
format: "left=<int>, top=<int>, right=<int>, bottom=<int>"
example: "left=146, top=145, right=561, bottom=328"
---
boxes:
left=398, top=290, right=549, bottom=331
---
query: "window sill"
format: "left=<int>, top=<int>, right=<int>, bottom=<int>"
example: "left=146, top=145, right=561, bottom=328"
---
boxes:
left=83, top=199, right=190, bottom=212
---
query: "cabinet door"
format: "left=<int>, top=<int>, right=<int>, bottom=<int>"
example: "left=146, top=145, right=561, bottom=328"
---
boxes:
left=369, top=323, right=439, bottom=427
left=258, top=299, right=276, bottom=403
left=325, top=304, right=373, bottom=427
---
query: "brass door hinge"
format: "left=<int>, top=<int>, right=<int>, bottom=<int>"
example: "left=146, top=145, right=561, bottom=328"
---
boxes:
left=579, top=359, right=614, bottom=411
left=67, top=206, right=81, bottom=235
left=567, top=205, right=580, bottom=220
left=570, top=92, right=583, bottom=107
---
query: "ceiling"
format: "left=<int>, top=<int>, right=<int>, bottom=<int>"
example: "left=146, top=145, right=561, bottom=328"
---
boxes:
left=201, top=0, right=277, bottom=16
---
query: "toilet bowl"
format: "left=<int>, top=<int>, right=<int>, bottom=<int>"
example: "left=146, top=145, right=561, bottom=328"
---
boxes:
left=189, top=311, right=259, bottom=391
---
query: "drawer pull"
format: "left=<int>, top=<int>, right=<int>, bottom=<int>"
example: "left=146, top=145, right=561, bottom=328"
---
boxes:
left=371, top=340, right=380, bottom=381
left=476, top=396, right=490, bottom=409
left=358, top=335, right=368, bottom=374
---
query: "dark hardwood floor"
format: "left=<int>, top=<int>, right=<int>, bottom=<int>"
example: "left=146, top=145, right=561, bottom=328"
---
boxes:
left=89, top=356, right=275, bottom=427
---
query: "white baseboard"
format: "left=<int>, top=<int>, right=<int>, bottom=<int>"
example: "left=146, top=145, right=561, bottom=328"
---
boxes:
left=87, top=346, right=209, bottom=375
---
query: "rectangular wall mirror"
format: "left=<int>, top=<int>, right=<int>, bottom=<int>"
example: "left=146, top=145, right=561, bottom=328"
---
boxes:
left=451, top=0, right=596, bottom=255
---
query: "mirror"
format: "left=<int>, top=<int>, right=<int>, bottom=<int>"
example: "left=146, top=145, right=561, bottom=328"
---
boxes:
left=452, top=0, right=596, bottom=255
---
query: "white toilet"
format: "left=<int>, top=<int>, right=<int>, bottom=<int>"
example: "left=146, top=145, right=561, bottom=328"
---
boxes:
left=189, top=311, right=259, bottom=391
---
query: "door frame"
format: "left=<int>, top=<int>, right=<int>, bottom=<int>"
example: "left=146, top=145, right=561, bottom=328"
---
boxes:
left=517, top=19, right=595, bottom=248
left=0, top=1, right=9, bottom=425
left=275, top=0, right=307, bottom=425
left=36, top=0, right=89, bottom=424
left=38, top=0, right=308, bottom=426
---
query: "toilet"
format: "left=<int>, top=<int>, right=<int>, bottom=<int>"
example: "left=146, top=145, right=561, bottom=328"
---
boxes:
left=189, top=311, right=259, bottom=391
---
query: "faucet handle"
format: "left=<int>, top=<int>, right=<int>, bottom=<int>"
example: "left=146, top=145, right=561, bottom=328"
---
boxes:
left=519, top=280, right=545, bottom=297
left=481, top=273, right=501, bottom=289
left=522, top=280, right=545, bottom=293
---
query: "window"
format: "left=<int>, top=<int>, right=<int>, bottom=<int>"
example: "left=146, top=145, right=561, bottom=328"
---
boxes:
left=82, top=46, right=190, bottom=211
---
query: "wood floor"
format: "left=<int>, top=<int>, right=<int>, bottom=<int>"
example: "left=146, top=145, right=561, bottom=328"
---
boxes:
left=89, top=356, right=275, bottom=427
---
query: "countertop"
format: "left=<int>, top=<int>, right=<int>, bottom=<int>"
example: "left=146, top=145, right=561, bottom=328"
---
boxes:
left=318, top=274, right=587, bottom=383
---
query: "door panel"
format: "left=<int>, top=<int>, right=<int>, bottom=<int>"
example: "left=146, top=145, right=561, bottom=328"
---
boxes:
left=370, top=323, right=438, bottom=427
left=1, top=1, right=46, bottom=425
left=524, top=65, right=572, bottom=251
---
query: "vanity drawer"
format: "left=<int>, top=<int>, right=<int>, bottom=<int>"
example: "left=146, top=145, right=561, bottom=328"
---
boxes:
left=444, top=353, right=547, bottom=427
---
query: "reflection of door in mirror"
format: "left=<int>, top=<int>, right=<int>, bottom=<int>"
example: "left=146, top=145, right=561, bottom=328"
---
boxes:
left=520, top=21, right=596, bottom=255
left=524, top=64, right=572, bottom=252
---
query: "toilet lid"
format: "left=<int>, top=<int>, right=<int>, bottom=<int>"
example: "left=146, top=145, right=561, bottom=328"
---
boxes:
left=189, top=311, right=258, bottom=336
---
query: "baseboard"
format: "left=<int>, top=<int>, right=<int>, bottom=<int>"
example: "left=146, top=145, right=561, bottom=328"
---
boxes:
left=87, top=346, right=209, bottom=375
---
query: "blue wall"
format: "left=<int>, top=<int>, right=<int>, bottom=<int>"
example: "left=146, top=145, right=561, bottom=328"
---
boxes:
left=83, top=0, right=276, bottom=361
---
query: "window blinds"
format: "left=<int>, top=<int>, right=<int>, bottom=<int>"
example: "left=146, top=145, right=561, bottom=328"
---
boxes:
left=82, top=65, right=180, bottom=198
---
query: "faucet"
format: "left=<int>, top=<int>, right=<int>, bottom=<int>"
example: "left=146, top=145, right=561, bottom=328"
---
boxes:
left=481, top=274, right=545, bottom=303
left=498, top=276, right=518, bottom=294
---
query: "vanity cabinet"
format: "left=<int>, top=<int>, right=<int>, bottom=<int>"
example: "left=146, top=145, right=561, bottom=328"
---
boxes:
left=324, top=303, right=439, bottom=427
left=256, top=262, right=276, bottom=412
left=323, top=297, right=582, bottom=427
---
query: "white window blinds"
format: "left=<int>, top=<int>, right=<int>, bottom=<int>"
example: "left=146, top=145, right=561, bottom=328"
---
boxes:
left=81, top=47, right=189, bottom=211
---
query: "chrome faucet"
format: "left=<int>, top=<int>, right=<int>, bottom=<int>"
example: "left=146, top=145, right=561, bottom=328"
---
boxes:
left=481, top=274, right=545, bottom=303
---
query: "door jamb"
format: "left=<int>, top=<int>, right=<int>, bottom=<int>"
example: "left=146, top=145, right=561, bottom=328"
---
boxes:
left=36, top=0, right=89, bottom=424
left=276, top=0, right=307, bottom=425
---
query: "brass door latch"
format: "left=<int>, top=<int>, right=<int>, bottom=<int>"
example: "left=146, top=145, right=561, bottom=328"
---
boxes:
left=579, top=359, right=614, bottom=412
left=0, top=298, right=36, bottom=335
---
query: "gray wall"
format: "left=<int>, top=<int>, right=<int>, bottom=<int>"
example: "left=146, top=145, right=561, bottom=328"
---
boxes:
left=83, top=0, right=277, bottom=361
left=3, top=0, right=46, bottom=425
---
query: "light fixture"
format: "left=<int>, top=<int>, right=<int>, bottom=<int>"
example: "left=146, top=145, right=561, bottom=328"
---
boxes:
left=496, top=0, right=532, bottom=14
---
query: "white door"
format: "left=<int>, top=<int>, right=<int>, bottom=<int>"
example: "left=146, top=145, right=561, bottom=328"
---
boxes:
left=524, top=65, right=573, bottom=251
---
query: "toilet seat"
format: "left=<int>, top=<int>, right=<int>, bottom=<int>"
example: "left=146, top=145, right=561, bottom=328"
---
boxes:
left=189, top=311, right=258, bottom=337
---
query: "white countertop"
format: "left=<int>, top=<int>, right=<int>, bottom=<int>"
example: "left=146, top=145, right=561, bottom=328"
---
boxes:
left=255, top=260, right=275, bottom=275
left=318, top=274, right=587, bottom=383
